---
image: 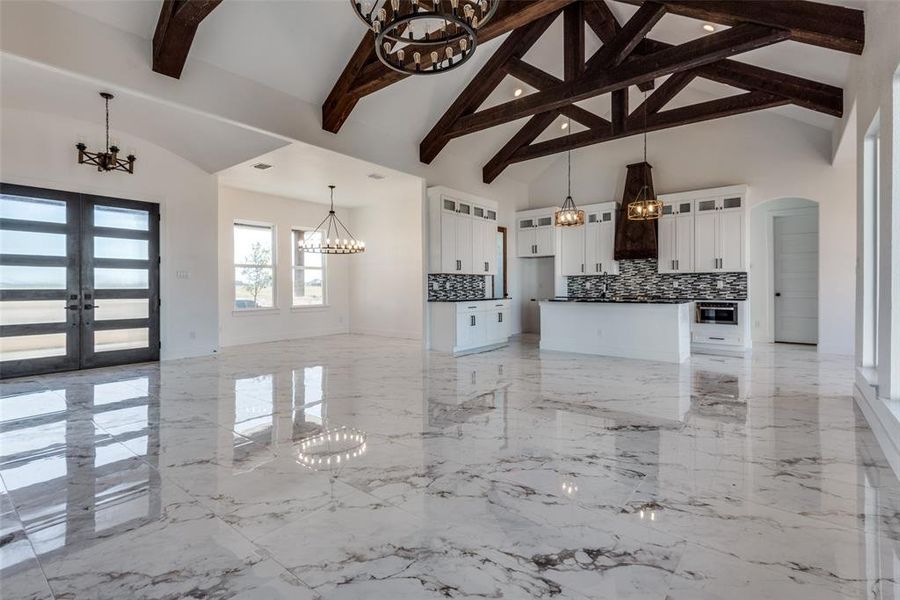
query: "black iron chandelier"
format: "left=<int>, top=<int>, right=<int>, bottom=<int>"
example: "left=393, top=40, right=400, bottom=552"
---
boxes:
left=555, top=119, right=585, bottom=227
left=299, top=186, right=366, bottom=254
left=76, top=92, right=135, bottom=174
left=351, top=0, right=499, bottom=75
left=627, top=91, right=663, bottom=221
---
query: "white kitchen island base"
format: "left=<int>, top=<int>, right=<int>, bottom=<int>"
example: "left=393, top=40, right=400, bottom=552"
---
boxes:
left=539, top=301, right=691, bottom=363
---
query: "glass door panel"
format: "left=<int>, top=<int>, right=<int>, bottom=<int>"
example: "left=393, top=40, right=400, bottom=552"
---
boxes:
left=80, top=194, right=159, bottom=370
left=0, top=184, right=80, bottom=378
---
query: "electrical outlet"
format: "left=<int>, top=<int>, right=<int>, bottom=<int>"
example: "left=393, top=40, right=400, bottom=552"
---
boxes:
left=585, top=281, right=592, bottom=290
left=596, top=328, right=602, bottom=337
left=176, top=270, right=190, bottom=280
left=431, top=281, right=439, bottom=291
left=188, top=331, right=196, bottom=340
left=716, top=280, right=724, bottom=289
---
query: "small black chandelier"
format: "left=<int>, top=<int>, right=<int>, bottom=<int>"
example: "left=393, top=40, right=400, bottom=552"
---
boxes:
left=351, top=0, right=499, bottom=75
left=76, top=92, right=135, bottom=174
left=299, top=186, right=366, bottom=254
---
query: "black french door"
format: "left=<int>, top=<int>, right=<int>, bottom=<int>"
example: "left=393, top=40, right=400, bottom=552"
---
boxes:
left=0, top=183, right=160, bottom=379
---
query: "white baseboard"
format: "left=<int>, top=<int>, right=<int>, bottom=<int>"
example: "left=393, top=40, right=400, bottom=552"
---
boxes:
left=349, top=327, right=422, bottom=341
left=854, top=371, right=900, bottom=480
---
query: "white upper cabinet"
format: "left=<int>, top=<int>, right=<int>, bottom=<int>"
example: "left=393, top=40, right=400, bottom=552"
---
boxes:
left=658, top=186, right=746, bottom=274
left=428, top=187, right=499, bottom=275
left=658, top=200, right=694, bottom=273
left=559, top=225, right=586, bottom=276
left=516, top=212, right=556, bottom=258
left=693, top=194, right=745, bottom=272
left=556, top=204, right=617, bottom=276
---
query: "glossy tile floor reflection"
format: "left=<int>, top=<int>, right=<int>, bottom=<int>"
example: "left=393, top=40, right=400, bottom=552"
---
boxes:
left=1, top=335, right=898, bottom=599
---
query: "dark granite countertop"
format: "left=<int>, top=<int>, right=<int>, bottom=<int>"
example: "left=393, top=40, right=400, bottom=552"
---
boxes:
left=428, top=297, right=511, bottom=303
left=546, top=297, right=692, bottom=304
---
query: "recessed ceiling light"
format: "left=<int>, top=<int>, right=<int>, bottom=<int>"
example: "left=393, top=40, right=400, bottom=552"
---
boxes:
left=560, top=122, right=568, bottom=130
left=702, top=23, right=716, bottom=32
left=514, top=88, right=523, bottom=97
left=367, top=173, right=386, bottom=180
left=252, top=163, right=272, bottom=170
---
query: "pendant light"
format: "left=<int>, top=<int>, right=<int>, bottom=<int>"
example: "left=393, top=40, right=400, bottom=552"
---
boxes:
left=627, top=91, right=663, bottom=221
left=299, top=186, right=366, bottom=254
left=555, top=119, right=585, bottom=227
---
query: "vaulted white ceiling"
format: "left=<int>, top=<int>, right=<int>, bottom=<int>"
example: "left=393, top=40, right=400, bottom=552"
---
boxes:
left=45, top=0, right=866, bottom=184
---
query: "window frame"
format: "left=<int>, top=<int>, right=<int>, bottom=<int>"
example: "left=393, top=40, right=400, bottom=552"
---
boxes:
left=291, top=228, right=327, bottom=309
left=233, top=220, right=277, bottom=312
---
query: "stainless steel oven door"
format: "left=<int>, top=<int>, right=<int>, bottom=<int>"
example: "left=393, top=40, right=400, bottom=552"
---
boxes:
left=695, top=302, right=738, bottom=325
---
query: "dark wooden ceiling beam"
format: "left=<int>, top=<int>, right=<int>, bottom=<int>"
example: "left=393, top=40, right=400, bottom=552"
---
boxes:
left=483, top=111, right=561, bottom=183
left=612, top=0, right=864, bottom=55
left=597, top=1, right=666, bottom=69
left=511, top=91, right=790, bottom=163
left=505, top=58, right=611, bottom=130
left=629, top=69, right=696, bottom=118
left=419, top=12, right=559, bottom=164
left=583, top=0, right=655, bottom=91
left=563, top=2, right=585, bottom=80
left=324, top=0, right=577, bottom=133
left=611, top=88, right=628, bottom=134
left=152, top=0, right=222, bottom=79
left=449, top=23, right=790, bottom=138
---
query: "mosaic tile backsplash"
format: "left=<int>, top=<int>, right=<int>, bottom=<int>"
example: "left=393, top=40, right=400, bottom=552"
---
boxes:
left=428, top=274, right=487, bottom=301
left=567, top=259, right=747, bottom=300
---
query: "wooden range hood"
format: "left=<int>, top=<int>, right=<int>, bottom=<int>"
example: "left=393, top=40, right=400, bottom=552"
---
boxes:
left=614, top=161, right=658, bottom=260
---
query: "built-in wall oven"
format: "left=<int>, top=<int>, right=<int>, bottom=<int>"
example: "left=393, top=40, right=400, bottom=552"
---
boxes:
left=696, top=301, right=739, bottom=325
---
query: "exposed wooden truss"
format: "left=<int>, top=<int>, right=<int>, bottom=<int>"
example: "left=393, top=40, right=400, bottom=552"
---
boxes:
left=152, top=0, right=222, bottom=79
left=324, top=0, right=863, bottom=183
left=323, top=0, right=578, bottom=133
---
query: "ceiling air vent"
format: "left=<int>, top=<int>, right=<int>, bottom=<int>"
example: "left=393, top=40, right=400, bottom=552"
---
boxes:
left=252, top=163, right=273, bottom=170
left=367, top=173, right=386, bottom=180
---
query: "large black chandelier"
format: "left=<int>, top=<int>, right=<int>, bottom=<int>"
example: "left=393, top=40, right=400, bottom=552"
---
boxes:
left=351, top=0, right=499, bottom=75
left=76, top=92, right=135, bottom=174
left=299, top=186, right=366, bottom=254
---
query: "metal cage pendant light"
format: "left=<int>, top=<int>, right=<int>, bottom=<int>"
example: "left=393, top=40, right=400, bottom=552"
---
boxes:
left=351, top=0, right=499, bottom=75
left=555, top=120, right=585, bottom=227
left=75, top=92, right=136, bottom=174
left=627, top=91, right=663, bottom=221
left=299, top=186, right=366, bottom=254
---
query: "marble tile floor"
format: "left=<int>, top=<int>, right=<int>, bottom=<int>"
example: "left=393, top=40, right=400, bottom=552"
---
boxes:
left=0, top=334, right=898, bottom=599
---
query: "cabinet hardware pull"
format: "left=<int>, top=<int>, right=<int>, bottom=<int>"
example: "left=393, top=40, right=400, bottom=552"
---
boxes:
left=581, top=264, right=584, bottom=273
left=498, top=313, right=503, bottom=322
left=709, top=336, right=725, bottom=340
left=470, top=315, right=476, bottom=326
left=671, top=259, right=675, bottom=270
left=599, top=262, right=602, bottom=273
left=676, top=259, right=679, bottom=270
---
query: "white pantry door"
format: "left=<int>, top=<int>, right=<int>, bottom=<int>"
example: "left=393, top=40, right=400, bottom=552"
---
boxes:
left=773, top=211, right=818, bottom=344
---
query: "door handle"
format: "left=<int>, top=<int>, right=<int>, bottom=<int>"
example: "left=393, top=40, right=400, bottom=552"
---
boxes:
left=775, top=292, right=781, bottom=297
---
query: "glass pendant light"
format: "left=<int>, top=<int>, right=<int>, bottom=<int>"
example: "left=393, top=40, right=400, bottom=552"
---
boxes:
left=627, top=91, right=663, bottom=221
left=555, top=119, right=585, bottom=227
left=299, top=186, right=366, bottom=254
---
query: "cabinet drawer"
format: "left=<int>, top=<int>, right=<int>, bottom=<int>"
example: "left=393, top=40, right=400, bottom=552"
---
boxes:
left=692, top=331, right=743, bottom=346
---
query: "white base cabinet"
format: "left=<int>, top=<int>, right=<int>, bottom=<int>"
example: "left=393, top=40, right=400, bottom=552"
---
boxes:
left=430, top=300, right=511, bottom=355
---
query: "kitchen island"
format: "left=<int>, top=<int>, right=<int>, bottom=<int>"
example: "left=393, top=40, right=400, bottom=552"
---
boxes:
left=539, top=298, right=691, bottom=363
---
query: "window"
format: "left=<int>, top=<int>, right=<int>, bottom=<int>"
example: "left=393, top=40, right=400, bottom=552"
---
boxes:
left=292, top=230, right=325, bottom=306
left=234, top=223, right=275, bottom=310
left=863, top=117, right=880, bottom=368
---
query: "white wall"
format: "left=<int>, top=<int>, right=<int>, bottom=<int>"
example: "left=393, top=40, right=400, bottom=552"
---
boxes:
left=217, top=186, right=351, bottom=346
left=348, top=179, right=426, bottom=340
left=0, top=107, right=219, bottom=360
left=840, top=0, right=900, bottom=474
left=529, top=111, right=856, bottom=355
